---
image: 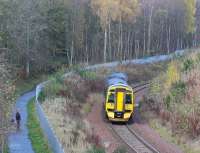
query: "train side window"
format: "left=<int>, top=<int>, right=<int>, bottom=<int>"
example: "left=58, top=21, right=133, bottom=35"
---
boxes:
left=108, top=93, right=114, bottom=103
left=125, top=94, right=132, bottom=104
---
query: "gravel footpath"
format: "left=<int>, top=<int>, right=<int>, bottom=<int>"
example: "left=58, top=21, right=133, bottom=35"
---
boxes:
left=8, top=91, right=35, bottom=153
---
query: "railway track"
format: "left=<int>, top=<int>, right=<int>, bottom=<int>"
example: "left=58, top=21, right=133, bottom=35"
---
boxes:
left=109, top=82, right=159, bottom=153
left=132, top=82, right=151, bottom=93
left=111, top=124, right=159, bottom=153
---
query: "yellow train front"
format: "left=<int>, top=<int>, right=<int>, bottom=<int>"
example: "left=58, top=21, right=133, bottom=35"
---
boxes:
left=104, top=73, right=135, bottom=122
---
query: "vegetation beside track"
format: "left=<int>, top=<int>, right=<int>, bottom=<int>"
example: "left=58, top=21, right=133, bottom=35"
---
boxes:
left=40, top=62, right=168, bottom=152
left=142, top=49, right=200, bottom=153
left=27, top=98, right=52, bottom=153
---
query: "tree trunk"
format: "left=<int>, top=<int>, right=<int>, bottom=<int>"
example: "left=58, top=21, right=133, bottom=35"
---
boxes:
left=70, top=40, right=74, bottom=65
left=26, top=60, right=30, bottom=78
left=143, top=17, right=146, bottom=56
left=26, top=21, right=30, bottom=78
left=118, top=20, right=121, bottom=59
left=120, top=20, right=123, bottom=61
left=70, top=22, right=75, bottom=65
left=108, top=17, right=112, bottom=61
left=147, top=5, right=153, bottom=55
left=104, top=26, right=107, bottom=62
left=85, top=29, right=89, bottom=64
left=127, top=31, right=130, bottom=59
left=167, top=25, right=171, bottom=54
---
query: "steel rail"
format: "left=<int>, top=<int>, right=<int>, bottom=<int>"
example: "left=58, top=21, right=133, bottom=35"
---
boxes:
left=110, top=124, right=137, bottom=153
left=110, top=123, right=158, bottom=153
left=133, top=82, right=150, bottom=93
left=126, top=125, right=159, bottom=153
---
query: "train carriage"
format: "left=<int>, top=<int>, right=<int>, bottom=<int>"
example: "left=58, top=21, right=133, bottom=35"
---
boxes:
left=104, top=72, right=135, bottom=122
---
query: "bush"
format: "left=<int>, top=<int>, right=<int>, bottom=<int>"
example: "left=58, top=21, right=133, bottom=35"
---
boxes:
left=182, top=59, right=194, bottom=73
left=82, top=103, right=92, bottom=114
left=196, top=53, right=200, bottom=64
left=165, top=62, right=180, bottom=90
left=113, top=146, right=127, bottom=153
left=44, top=79, right=63, bottom=98
left=86, top=146, right=105, bottom=153
left=78, top=70, right=97, bottom=80
left=171, top=81, right=186, bottom=102
left=86, top=79, right=105, bottom=92
left=164, top=95, right=171, bottom=110
left=38, top=90, right=46, bottom=102
left=164, top=81, right=186, bottom=110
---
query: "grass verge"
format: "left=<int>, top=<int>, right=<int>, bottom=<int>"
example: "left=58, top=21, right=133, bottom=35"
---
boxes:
left=3, top=144, right=9, bottom=153
left=27, top=98, right=52, bottom=153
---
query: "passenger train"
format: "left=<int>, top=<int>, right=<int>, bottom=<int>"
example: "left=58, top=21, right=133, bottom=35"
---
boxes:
left=104, top=73, right=135, bottom=122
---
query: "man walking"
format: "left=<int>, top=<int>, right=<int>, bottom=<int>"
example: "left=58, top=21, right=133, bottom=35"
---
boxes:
left=15, top=110, right=21, bottom=130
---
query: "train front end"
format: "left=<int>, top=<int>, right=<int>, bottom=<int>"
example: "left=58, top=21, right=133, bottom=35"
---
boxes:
left=105, top=73, right=135, bottom=122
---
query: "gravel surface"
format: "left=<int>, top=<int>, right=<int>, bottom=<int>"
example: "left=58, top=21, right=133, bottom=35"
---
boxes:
left=85, top=101, right=121, bottom=153
left=112, top=124, right=153, bottom=153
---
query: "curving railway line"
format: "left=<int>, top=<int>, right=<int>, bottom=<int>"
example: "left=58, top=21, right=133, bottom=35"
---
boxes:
left=111, top=123, right=159, bottom=153
left=132, top=82, right=151, bottom=93
left=108, top=82, right=159, bottom=153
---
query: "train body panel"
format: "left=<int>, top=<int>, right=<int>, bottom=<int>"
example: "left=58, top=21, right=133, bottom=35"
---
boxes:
left=104, top=73, right=135, bottom=122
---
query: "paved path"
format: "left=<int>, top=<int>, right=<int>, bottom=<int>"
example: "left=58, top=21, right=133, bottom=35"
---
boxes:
left=8, top=90, right=35, bottom=153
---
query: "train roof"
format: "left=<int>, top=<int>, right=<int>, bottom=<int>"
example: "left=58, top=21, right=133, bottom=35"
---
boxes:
left=106, top=72, right=128, bottom=87
left=107, top=72, right=128, bottom=81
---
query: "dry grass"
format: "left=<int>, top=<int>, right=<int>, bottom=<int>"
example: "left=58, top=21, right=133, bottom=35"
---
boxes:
left=42, top=73, right=105, bottom=152
left=82, top=93, right=104, bottom=115
left=42, top=97, right=91, bottom=153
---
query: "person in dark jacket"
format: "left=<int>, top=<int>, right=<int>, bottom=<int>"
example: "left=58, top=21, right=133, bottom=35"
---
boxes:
left=15, top=110, right=21, bottom=129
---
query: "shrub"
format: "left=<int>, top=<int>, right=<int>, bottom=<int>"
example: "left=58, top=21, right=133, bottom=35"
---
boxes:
left=196, top=53, right=200, bottom=64
left=86, top=79, right=105, bottom=92
left=170, top=81, right=186, bottom=104
left=164, top=81, right=186, bottom=110
left=82, top=103, right=92, bottom=114
left=182, top=59, right=194, bottom=73
left=38, top=90, right=46, bottom=102
left=86, top=146, right=105, bottom=153
left=78, top=70, right=97, bottom=80
left=86, top=132, right=101, bottom=148
left=165, top=62, right=180, bottom=90
left=44, top=79, right=63, bottom=98
left=164, top=95, right=171, bottom=110
left=113, top=146, right=127, bottom=153
left=188, top=111, right=200, bottom=137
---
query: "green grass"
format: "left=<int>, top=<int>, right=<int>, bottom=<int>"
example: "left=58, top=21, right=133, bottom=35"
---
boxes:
left=3, top=143, right=9, bottom=153
left=86, top=146, right=105, bottom=153
left=27, top=98, right=52, bottom=153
